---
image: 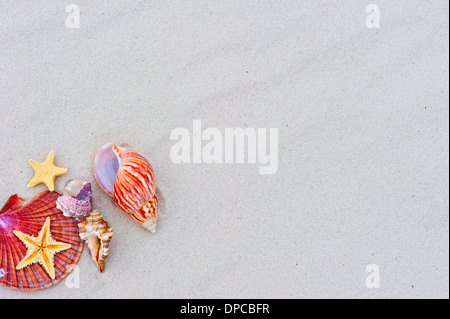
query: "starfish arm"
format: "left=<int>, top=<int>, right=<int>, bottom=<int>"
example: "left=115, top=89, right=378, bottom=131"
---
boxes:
left=42, top=241, right=71, bottom=280
left=43, top=167, right=68, bottom=191
left=38, top=217, right=51, bottom=243
left=39, top=251, right=56, bottom=279
left=54, top=166, right=68, bottom=176
left=13, top=230, right=40, bottom=247
left=27, top=174, right=42, bottom=188
left=15, top=248, right=40, bottom=270
left=44, top=178, right=56, bottom=192
left=45, top=242, right=72, bottom=253
left=45, top=150, right=55, bottom=163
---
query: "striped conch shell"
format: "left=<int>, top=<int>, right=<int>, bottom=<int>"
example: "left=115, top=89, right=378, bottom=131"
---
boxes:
left=78, top=210, right=112, bottom=272
left=93, top=143, right=158, bottom=232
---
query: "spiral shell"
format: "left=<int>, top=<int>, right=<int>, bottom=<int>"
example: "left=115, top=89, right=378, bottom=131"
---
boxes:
left=78, top=210, right=112, bottom=272
left=93, top=143, right=158, bottom=232
left=0, top=191, right=83, bottom=291
left=56, top=181, right=93, bottom=221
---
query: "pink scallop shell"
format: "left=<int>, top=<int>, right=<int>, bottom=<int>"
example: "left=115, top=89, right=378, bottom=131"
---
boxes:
left=0, top=191, right=83, bottom=291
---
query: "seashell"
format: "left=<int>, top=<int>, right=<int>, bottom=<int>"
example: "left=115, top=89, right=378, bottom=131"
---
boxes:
left=0, top=191, right=83, bottom=291
left=56, top=180, right=93, bottom=221
left=78, top=210, right=113, bottom=272
left=62, top=179, right=86, bottom=196
left=93, top=143, right=158, bottom=232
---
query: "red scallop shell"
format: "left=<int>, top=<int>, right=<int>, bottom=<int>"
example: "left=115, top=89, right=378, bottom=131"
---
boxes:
left=0, top=191, right=83, bottom=291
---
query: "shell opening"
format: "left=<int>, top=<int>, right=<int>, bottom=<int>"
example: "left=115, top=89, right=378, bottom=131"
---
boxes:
left=93, top=143, right=121, bottom=196
left=63, top=180, right=85, bottom=196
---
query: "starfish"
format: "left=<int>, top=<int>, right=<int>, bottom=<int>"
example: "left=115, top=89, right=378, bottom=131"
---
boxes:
left=13, top=217, right=72, bottom=279
left=27, top=150, right=68, bottom=192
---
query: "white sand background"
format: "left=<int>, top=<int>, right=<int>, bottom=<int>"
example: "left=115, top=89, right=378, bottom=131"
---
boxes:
left=0, top=1, right=448, bottom=298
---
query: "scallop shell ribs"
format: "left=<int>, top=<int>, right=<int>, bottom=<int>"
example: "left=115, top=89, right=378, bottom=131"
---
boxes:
left=0, top=191, right=83, bottom=291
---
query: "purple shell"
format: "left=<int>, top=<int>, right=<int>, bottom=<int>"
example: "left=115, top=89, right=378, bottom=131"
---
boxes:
left=56, top=182, right=92, bottom=221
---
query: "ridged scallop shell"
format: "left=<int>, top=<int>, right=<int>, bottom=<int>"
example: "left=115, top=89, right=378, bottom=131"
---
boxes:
left=56, top=181, right=93, bottom=221
left=0, top=191, right=83, bottom=291
left=93, top=143, right=158, bottom=232
left=78, top=210, right=112, bottom=272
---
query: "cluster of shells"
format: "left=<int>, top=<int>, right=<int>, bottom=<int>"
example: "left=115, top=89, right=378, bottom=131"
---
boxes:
left=0, top=143, right=158, bottom=291
left=57, top=180, right=113, bottom=274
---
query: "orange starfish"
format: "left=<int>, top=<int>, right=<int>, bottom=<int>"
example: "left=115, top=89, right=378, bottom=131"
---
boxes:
left=13, top=217, right=72, bottom=279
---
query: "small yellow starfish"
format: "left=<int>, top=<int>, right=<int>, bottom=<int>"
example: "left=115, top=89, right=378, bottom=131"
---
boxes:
left=13, top=217, right=72, bottom=279
left=27, top=150, right=68, bottom=192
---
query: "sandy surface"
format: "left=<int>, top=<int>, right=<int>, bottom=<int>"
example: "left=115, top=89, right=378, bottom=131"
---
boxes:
left=0, top=1, right=448, bottom=298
